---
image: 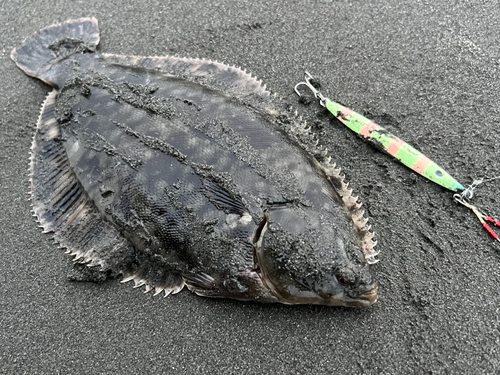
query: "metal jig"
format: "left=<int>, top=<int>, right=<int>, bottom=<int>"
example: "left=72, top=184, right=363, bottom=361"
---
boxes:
left=294, top=71, right=464, bottom=192
left=296, top=71, right=499, bottom=243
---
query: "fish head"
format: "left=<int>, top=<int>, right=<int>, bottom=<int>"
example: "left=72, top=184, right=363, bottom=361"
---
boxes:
left=254, top=206, right=378, bottom=307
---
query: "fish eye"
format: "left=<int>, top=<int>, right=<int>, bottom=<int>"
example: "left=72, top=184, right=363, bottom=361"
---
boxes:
left=337, top=276, right=350, bottom=286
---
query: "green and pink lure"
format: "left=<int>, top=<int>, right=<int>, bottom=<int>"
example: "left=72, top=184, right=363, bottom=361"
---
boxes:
left=294, top=72, right=500, bottom=242
left=294, top=72, right=464, bottom=192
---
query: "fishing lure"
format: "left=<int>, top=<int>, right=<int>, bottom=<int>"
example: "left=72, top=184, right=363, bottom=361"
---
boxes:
left=294, top=72, right=464, bottom=192
left=295, top=72, right=500, bottom=242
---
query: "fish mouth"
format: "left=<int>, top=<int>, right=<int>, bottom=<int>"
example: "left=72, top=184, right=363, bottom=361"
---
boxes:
left=346, top=286, right=378, bottom=307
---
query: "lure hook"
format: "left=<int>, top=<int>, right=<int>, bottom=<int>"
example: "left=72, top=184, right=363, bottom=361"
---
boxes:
left=295, top=71, right=499, bottom=242
left=294, top=71, right=327, bottom=106
left=459, top=179, right=484, bottom=200
left=459, top=175, right=500, bottom=200
left=453, top=175, right=500, bottom=242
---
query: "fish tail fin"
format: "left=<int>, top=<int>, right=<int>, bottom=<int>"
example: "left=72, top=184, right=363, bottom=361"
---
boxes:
left=11, top=17, right=99, bottom=83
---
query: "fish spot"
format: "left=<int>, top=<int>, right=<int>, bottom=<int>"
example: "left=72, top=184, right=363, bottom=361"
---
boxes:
left=46, top=123, right=60, bottom=140
left=226, top=214, right=240, bottom=229
left=70, top=140, right=80, bottom=153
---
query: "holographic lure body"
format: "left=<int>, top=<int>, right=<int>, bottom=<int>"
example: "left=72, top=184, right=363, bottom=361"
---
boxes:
left=295, top=72, right=464, bottom=192
left=295, top=73, right=500, bottom=243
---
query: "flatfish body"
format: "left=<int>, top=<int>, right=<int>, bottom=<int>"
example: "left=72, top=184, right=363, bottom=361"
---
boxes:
left=12, top=18, right=378, bottom=306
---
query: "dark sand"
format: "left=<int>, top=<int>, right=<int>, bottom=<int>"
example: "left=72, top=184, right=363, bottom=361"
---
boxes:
left=2, top=1, right=500, bottom=374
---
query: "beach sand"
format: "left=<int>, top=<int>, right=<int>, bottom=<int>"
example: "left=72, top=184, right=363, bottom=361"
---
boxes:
left=1, top=1, right=499, bottom=373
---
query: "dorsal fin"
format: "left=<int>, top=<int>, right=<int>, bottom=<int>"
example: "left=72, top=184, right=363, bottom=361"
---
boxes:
left=101, top=53, right=269, bottom=99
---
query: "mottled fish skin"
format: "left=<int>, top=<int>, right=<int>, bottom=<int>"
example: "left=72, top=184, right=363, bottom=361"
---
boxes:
left=12, top=18, right=379, bottom=306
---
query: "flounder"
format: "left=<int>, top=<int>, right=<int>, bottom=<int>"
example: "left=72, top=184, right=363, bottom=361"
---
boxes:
left=12, top=18, right=379, bottom=306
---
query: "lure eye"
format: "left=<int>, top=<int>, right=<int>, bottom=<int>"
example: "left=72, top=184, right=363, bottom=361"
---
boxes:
left=337, top=276, right=350, bottom=286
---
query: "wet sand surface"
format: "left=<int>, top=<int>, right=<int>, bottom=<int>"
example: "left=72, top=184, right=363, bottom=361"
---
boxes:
left=1, top=1, right=499, bottom=373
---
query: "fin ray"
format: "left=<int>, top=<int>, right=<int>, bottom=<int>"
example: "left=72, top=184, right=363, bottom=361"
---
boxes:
left=101, top=53, right=269, bottom=99
left=30, top=90, right=136, bottom=273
